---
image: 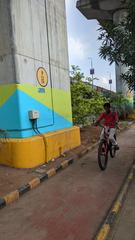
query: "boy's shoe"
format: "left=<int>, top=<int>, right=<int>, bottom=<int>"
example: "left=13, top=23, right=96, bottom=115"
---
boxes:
left=115, top=145, right=119, bottom=150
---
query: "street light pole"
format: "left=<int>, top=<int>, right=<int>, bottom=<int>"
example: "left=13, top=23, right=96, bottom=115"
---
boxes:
left=107, top=72, right=112, bottom=93
left=88, top=57, right=95, bottom=88
left=110, top=82, right=112, bottom=92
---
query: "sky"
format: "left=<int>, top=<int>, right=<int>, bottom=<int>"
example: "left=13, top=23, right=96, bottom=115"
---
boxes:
left=65, top=0, right=116, bottom=91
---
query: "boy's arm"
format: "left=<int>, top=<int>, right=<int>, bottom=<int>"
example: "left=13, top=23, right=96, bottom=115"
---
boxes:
left=115, top=112, right=119, bottom=123
left=116, top=112, right=119, bottom=122
left=95, top=113, right=104, bottom=126
left=114, top=112, right=119, bottom=128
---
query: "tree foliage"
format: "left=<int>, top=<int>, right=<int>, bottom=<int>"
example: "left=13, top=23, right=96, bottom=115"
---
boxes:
left=98, top=0, right=135, bottom=91
left=70, top=65, right=106, bottom=125
left=109, top=92, right=132, bottom=119
left=70, top=65, right=85, bottom=83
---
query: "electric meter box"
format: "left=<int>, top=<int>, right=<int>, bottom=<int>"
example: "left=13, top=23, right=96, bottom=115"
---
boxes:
left=28, top=110, right=40, bottom=120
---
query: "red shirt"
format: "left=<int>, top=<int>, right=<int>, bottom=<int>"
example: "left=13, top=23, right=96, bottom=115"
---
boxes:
left=97, top=111, right=118, bottom=128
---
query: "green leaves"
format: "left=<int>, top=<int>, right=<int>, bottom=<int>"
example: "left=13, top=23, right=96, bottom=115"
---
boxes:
left=70, top=65, right=106, bottom=125
left=70, top=65, right=85, bottom=83
left=98, top=0, right=135, bottom=90
left=109, top=92, right=132, bottom=119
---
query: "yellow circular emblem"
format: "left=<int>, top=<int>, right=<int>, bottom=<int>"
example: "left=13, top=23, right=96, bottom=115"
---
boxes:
left=37, top=67, right=48, bottom=87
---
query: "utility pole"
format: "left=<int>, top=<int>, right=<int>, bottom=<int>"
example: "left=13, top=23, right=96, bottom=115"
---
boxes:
left=108, top=72, right=112, bottom=93
left=88, top=57, right=95, bottom=88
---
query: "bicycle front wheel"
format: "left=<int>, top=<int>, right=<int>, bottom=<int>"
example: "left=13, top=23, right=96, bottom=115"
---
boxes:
left=110, top=135, right=116, bottom=158
left=110, top=143, right=116, bottom=158
left=98, top=141, right=108, bottom=170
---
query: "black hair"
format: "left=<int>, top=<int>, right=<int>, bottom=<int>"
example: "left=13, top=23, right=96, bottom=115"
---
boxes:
left=103, top=102, right=111, bottom=108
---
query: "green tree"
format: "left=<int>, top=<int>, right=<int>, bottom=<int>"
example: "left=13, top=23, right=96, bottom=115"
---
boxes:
left=70, top=65, right=85, bottom=83
left=98, top=0, right=135, bottom=91
left=109, top=93, right=132, bottom=119
left=70, top=65, right=106, bottom=125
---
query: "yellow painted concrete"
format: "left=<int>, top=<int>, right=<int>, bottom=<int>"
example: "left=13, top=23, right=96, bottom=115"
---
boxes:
left=0, top=126, right=80, bottom=168
left=96, top=224, right=110, bottom=240
left=112, top=201, right=121, bottom=213
left=61, top=160, right=69, bottom=169
left=29, top=178, right=41, bottom=189
left=128, top=110, right=135, bottom=119
left=44, top=126, right=80, bottom=162
left=128, top=113, right=135, bottom=119
left=4, top=190, right=19, bottom=204
left=128, top=172, right=134, bottom=180
left=47, top=168, right=56, bottom=177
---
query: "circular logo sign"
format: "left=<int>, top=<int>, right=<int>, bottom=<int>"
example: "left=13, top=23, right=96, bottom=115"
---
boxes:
left=37, top=67, right=48, bottom=87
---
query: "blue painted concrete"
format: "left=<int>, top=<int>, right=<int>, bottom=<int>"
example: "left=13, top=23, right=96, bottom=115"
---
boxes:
left=0, top=90, right=72, bottom=138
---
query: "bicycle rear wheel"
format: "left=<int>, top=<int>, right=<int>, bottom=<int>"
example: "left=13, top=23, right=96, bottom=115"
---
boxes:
left=98, top=141, right=108, bottom=170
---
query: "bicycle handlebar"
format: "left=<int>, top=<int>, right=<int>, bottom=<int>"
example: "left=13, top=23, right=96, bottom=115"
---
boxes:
left=94, top=122, right=119, bottom=129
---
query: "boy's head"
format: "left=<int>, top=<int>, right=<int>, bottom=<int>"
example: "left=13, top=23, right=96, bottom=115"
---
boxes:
left=104, top=102, right=111, bottom=113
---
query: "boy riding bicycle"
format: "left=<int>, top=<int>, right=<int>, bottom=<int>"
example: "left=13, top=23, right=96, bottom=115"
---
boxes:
left=95, top=102, right=119, bottom=150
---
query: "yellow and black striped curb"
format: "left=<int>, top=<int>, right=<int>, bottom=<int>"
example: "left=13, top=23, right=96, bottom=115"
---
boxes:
left=94, top=161, right=135, bottom=240
left=0, top=158, right=74, bottom=210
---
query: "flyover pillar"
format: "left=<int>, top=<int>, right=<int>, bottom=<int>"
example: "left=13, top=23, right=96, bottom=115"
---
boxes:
left=0, top=0, right=80, bottom=168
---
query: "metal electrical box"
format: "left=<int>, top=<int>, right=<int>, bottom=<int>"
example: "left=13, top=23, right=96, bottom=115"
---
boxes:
left=28, top=110, right=40, bottom=120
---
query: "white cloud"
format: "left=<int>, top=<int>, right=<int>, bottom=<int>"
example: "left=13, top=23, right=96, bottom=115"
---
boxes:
left=68, top=36, right=90, bottom=61
left=97, top=76, right=109, bottom=89
left=101, top=76, right=108, bottom=85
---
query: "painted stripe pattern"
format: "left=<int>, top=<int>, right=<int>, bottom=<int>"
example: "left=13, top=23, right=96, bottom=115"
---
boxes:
left=95, top=163, right=135, bottom=240
left=0, top=158, right=73, bottom=209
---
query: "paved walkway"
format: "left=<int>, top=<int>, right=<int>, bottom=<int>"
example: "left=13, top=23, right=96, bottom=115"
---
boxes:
left=108, top=177, right=135, bottom=240
left=0, top=125, right=135, bottom=240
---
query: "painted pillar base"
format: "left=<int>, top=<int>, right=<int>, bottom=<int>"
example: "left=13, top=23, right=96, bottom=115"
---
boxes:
left=0, top=127, right=80, bottom=168
left=128, top=110, right=135, bottom=119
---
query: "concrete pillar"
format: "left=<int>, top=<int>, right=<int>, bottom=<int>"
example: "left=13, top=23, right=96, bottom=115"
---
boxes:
left=0, top=0, right=81, bottom=168
left=0, top=0, right=73, bottom=138
left=0, top=1, right=16, bottom=84
left=115, top=63, right=129, bottom=94
left=113, top=8, right=128, bottom=23
left=113, top=9, right=134, bottom=105
left=113, top=9, right=128, bottom=95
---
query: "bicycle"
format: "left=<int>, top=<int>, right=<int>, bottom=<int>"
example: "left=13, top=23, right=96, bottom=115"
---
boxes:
left=97, top=125, right=117, bottom=171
